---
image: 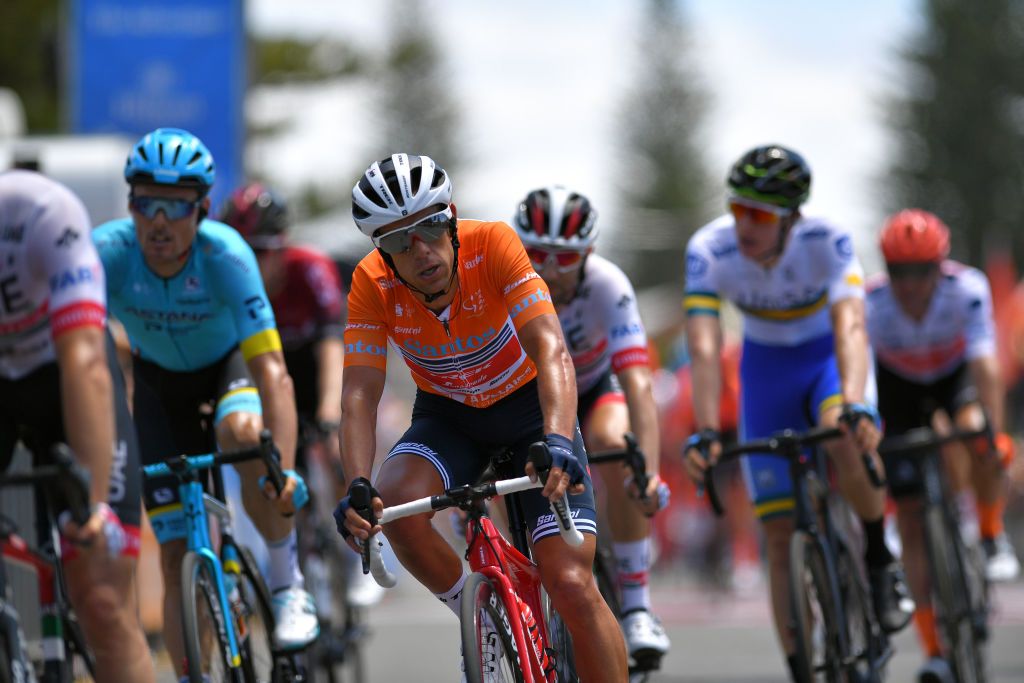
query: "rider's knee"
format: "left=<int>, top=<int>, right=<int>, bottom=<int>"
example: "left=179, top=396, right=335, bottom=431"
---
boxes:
left=216, top=411, right=262, bottom=450
left=382, top=514, right=433, bottom=547
left=542, top=561, right=595, bottom=613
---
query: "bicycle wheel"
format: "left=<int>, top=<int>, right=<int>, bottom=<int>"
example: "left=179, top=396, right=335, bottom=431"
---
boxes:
left=835, top=543, right=883, bottom=683
left=233, top=546, right=276, bottom=683
left=789, top=531, right=841, bottom=682
left=593, top=536, right=621, bottom=619
left=460, top=573, right=525, bottom=683
left=924, top=506, right=986, bottom=683
left=546, top=606, right=578, bottom=683
left=181, top=551, right=243, bottom=683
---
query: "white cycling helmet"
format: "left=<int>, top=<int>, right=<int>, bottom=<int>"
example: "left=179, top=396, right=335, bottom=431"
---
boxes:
left=512, top=185, right=599, bottom=251
left=351, top=153, right=453, bottom=237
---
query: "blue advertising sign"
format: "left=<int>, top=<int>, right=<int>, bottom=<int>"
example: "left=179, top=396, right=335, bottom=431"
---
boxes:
left=68, top=0, right=245, bottom=208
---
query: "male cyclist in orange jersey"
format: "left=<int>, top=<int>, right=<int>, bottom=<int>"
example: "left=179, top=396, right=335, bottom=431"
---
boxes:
left=868, top=209, right=1019, bottom=683
left=511, top=185, right=671, bottom=664
left=334, top=154, right=627, bottom=682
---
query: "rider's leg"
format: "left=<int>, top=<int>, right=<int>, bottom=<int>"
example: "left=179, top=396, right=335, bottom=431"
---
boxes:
left=586, top=400, right=651, bottom=610
left=374, top=454, right=465, bottom=598
left=534, top=534, right=629, bottom=683
left=65, top=547, right=156, bottom=683
left=761, top=516, right=797, bottom=655
left=893, top=498, right=942, bottom=659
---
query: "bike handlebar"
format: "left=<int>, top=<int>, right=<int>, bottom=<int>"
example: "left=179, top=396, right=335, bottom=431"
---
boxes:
left=878, top=425, right=993, bottom=457
left=0, top=443, right=92, bottom=527
left=587, top=432, right=650, bottom=503
left=141, top=429, right=286, bottom=496
left=364, top=441, right=585, bottom=587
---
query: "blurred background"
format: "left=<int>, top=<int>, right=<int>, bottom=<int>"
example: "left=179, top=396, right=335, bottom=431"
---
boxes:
left=4, top=0, right=1024, bottom=679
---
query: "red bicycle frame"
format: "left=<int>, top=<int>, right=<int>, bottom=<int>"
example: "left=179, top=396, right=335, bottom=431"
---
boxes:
left=465, top=513, right=554, bottom=683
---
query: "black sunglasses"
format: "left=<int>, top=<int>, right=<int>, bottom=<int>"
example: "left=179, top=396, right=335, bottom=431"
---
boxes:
left=129, top=195, right=201, bottom=220
left=887, top=262, right=939, bottom=280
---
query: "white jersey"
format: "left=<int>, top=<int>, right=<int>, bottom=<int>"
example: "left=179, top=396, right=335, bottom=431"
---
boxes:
left=0, top=171, right=106, bottom=379
left=684, top=214, right=865, bottom=346
left=558, top=254, right=649, bottom=393
left=866, top=260, right=995, bottom=383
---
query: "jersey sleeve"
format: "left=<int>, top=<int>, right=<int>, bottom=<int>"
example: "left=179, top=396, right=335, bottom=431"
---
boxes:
left=485, top=222, right=556, bottom=330
left=34, top=189, right=106, bottom=338
left=207, top=223, right=282, bottom=360
left=825, top=231, right=865, bottom=304
left=682, top=235, right=721, bottom=317
left=599, top=265, right=650, bottom=372
left=305, top=251, right=346, bottom=339
left=962, top=268, right=997, bottom=360
left=343, top=264, right=389, bottom=371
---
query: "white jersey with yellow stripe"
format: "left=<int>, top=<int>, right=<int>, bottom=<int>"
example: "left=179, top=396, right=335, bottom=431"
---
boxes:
left=866, top=260, right=995, bottom=383
left=684, top=214, right=865, bottom=346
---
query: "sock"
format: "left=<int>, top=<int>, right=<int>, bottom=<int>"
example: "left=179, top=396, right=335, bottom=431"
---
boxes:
left=614, top=538, right=652, bottom=614
left=913, top=606, right=942, bottom=657
left=434, top=569, right=468, bottom=617
left=267, top=529, right=304, bottom=593
left=978, top=499, right=1005, bottom=540
left=862, top=516, right=893, bottom=568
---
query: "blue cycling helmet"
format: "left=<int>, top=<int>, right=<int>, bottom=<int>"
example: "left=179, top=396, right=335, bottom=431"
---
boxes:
left=124, top=127, right=216, bottom=194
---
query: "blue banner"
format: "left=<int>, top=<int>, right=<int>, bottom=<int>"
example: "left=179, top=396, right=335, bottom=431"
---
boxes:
left=68, top=0, right=245, bottom=208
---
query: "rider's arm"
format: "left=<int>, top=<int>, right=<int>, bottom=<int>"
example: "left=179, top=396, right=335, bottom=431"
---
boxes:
left=519, top=313, right=578, bottom=439
left=56, top=326, right=114, bottom=507
left=618, top=363, right=660, bottom=475
left=831, top=297, right=870, bottom=404
left=339, top=365, right=385, bottom=484
left=246, top=349, right=298, bottom=469
left=686, top=314, right=723, bottom=431
left=968, top=354, right=1005, bottom=434
left=315, top=337, right=344, bottom=426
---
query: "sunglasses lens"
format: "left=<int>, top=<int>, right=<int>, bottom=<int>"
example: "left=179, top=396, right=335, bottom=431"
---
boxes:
left=555, top=251, right=583, bottom=267
left=377, top=221, right=450, bottom=254
left=131, top=196, right=197, bottom=220
left=729, top=200, right=786, bottom=224
left=888, top=263, right=938, bottom=279
left=526, top=247, right=549, bottom=267
left=525, top=247, right=584, bottom=271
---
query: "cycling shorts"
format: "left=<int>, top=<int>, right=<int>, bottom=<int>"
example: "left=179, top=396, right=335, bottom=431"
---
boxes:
left=0, top=329, right=142, bottom=556
left=576, top=370, right=625, bottom=433
left=740, top=334, right=843, bottom=520
left=876, top=360, right=977, bottom=498
left=133, top=347, right=262, bottom=543
left=383, top=380, right=597, bottom=545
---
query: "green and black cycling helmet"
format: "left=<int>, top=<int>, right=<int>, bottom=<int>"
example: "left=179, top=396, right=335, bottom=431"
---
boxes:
left=727, top=144, right=811, bottom=209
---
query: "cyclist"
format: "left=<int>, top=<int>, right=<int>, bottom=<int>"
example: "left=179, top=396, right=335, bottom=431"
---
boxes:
left=219, top=182, right=385, bottom=608
left=334, top=154, right=628, bottom=681
left=681, top=144, right=914, bottom=682
left=868, top=209, right=1020, bottom=682
left=511, top=185, right=671, bottom=662
left=0, top=170, right=154, bottom=683
left=91, top=128, right=317, bottom=679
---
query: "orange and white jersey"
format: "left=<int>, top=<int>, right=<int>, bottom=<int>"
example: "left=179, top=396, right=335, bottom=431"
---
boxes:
left=344, top=219, right=557, bottom=407
left=866, top=260, right=995, bottom=383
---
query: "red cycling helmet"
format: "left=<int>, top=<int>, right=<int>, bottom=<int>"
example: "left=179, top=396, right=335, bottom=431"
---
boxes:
left=879, top=209, right=950, bottom=264
left=218, top=182, right=289, bottom=250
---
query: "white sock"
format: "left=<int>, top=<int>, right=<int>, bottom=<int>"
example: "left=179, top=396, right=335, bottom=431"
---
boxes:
left=267, top=529, right=303, bottom=593
left=434, top=569, right=469, bottom=617
left=614, top=538, right=652, bottom=614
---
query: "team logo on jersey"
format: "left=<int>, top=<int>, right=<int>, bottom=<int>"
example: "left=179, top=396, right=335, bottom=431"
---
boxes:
left=184, top=276, right=201, bottom=292
left=462, top=290, right=486, bottom=317
left=54, top=227, right=80, bottom=248
left=395, top=303, right=404, bottom=317
left=686, top=253, right=708, bottom=278
left=464, top=252, right=484, bottom=270
left=1, top=223, right=24, bottom=243
left=616, top=294, right=632, bottom=308
left=834, top=235, right=853, bottom=261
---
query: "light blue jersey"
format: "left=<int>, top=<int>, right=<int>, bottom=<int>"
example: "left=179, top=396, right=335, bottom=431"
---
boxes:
left=93, top=218, right=281, bottom=372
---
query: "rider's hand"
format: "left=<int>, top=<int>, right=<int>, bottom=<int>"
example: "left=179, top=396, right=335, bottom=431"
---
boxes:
left=262, top=472, right=299, bottom=517
left=627, top=474, right=671, bottom=517
left=839, top=403, right=882, bottom=454
left=334, top=477, right=384, bottom=553
left=683, top=429, right=721, bottom=485
left=59, top=502, right=129, bottom=557
left=535, top=433, right=585, bottom=500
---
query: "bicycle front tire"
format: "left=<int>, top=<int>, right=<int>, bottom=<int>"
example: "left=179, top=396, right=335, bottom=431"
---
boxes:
left=460, top=573, right=525, bottom=683
left=925, top=506, right=986, bottom=683
left=234, top=546, right=277, bottom=683
left=181, top=551, right=244, bottom=683
left=789, top=530, right=841, bottom=682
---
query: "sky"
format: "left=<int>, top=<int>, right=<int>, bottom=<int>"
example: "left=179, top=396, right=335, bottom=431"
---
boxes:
left=248, top=0, right=919, bottom=272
